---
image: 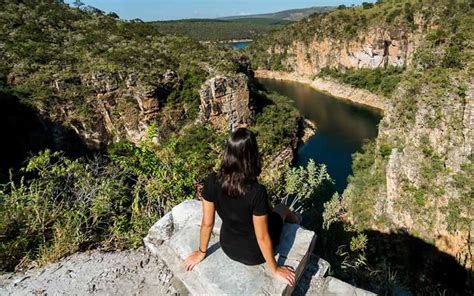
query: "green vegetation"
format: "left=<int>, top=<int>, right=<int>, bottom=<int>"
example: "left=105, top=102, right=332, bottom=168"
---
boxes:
left=220, top=6, right=334, bottom=22
left=251, top=91, right=300, bottom=156
left=0, top=123, right=227, bottom=271
left=1, top=150, right=135, bottom=270
left=282, top=159, right=332, bottom=212
left=0, top=0, right=238, bottom=129
left=151, top=18, right=292, bottom=41
left=319, top=67, right=404, bottom=96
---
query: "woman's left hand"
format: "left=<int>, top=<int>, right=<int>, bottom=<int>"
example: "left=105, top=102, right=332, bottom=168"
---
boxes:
left=183, top=250, right=206, bottom=271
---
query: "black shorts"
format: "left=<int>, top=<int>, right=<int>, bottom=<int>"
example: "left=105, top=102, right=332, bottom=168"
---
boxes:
left=268, top=211, right=284, bottom=248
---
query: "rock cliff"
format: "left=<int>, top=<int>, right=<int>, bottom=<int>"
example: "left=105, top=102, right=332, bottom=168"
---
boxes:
left=16, top=69, right=252, bottom=149
left=198, top=73, right=253, bottom=131
left=63, top=70, right=180, bottom=148
left=247, top=0, right=474, bottom=272
left=247, top=4, right=436, bottom=76
left=275, top=23, right=426, bottom=76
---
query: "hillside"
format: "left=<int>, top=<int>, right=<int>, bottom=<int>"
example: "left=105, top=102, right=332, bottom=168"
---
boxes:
left=0, top=0, right=302, bottom=272
left=220, top=6, right=334, bottom=21
left=150, top=18, right=292, bottom=42
left=246, top=0, right=473, bottom=293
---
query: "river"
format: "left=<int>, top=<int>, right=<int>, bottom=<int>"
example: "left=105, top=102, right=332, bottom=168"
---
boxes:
left=257, top=78, right=382, bottom=193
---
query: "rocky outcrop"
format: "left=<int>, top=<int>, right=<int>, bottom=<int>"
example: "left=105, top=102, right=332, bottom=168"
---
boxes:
left=198, top=73, right=253, bottom=131
left=300, top=118, right=316, bottom=143
left=144, top=200, right=317, bottom=295
left=42, top=70, right=182, bottom=149
left=371, top=79, right=474, bottom=267
left=255, top=69, right=386, bottom=111
left=81, top=70, right=179, bottom=147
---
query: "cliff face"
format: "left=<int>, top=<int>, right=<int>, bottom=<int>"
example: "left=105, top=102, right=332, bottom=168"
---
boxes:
left=247, top=3, right=439, bottom=76
left=29, top=70, right=180, bottom=149
left=273, top=20, right=426, bottom=76
left=198, top=73, right=253, bottom=131
left=369, top=77, right=474, bottom=266
left=37, top=70, right=253, bottom=149
left=248, top=1, right=474, bottom=269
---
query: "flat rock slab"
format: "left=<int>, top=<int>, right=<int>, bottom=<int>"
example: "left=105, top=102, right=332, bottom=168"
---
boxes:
left=0, top=247, right=182, bottom=296
left=144, top=200, right=317, bottom=295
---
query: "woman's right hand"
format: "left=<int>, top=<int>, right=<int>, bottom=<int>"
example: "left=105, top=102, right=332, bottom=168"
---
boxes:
left=272, top=266, right=296, bottom=286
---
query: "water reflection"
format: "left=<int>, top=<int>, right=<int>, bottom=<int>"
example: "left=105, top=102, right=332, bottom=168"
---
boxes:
left=258, top=78, right=382, bottom=193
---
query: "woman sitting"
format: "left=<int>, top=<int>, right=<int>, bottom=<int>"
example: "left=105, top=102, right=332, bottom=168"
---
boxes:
left=183, top=128, right=301, bottom=286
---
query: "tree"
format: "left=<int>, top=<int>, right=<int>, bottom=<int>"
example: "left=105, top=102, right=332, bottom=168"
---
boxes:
left=107, top=12, right=120, bottom=19
left=73, top=0, right=85, bottom=8
left=362, top=2, right=374, bottom=9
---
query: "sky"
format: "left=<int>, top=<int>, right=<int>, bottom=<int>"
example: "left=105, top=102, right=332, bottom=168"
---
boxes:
left=65, top=0, right=376, bottom=21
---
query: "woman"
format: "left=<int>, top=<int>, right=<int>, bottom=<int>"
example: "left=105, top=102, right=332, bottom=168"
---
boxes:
left=182, top=128, right=301, bottom=286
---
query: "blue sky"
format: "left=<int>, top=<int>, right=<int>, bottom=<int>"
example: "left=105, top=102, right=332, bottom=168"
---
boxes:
left=65, top=0, right=376, bottom=21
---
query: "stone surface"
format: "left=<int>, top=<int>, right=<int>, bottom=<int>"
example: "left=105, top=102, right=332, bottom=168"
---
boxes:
left=293, top=255, right=330, bottom=296
left=0, top=247, right=182, bottom=296
left=144, top=200, right=317, bottom=295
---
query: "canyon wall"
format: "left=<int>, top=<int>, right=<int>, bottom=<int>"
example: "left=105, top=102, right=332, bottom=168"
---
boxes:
left=247, top=2, right=473, bottom=269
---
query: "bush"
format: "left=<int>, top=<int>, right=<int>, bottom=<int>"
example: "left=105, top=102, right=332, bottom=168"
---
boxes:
left=0, top=150, right=134, bottom=271
left=252, top=91, right=300, bottom=156
left=281, top=159, right=333, bottom=212
left=319, top=67, right=404, bottom=96
left=0, top=123, right=226, bottom=271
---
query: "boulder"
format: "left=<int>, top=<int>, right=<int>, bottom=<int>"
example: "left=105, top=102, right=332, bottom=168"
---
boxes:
left=144, top=200, right=316, bottom=295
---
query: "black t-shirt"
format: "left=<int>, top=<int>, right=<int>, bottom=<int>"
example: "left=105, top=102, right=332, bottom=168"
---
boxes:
left=201, top=172, right=270, bottom=265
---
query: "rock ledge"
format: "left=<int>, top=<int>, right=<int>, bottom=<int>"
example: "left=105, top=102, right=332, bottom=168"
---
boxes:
left=144, top=200, right=316, bottom=295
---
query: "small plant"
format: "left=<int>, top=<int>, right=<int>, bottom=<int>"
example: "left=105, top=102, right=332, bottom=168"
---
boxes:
left=322, top=192, right=343, bottom=230
left=338, top=233, right=368, bottom=271
left=281, top=159, right=333, bottom=213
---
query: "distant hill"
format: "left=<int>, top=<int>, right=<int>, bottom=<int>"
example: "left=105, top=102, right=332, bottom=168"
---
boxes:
left=151, top=18, right=292, bottom=42
left=151, top=6, right=334, bottom=42
left=219, top=6, right=334, bottom=21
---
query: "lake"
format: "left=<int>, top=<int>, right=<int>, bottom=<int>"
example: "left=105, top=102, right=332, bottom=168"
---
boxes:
left=227, top=41, right=251, bottom=49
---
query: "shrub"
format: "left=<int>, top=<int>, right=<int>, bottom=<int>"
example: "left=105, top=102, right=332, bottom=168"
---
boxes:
left=319, top=67, right=404, bottom=96
left=281, top=159, right=333, bottom=212
left=252, top=91, right=300, bottom=156
left=0, top=150, right=134, bottom=270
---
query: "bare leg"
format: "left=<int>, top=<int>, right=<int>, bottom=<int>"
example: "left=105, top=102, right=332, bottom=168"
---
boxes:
left=272, top=203, right=301, bottom=224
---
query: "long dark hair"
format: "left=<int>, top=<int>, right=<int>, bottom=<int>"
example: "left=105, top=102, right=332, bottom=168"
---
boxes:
left=217, top=128, right=261, bottom=197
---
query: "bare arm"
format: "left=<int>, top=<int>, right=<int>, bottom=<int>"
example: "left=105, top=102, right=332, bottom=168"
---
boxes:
left=183, top=199, right=215, bottom=271
left=199, top=199, right=215, bottom=251
left=253, top=215, right=296, bottom=286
